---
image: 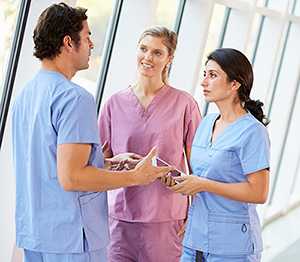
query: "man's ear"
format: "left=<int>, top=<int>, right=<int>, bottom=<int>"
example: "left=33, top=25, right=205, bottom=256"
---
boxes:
left=63, top=35, right=73, bottom=50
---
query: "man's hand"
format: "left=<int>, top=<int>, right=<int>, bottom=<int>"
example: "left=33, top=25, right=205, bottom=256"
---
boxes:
left=133, top=147, right=173, bottom=185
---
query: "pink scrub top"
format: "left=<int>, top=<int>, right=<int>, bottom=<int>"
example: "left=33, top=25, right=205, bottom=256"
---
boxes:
left=99, top=85, right=201, bottom=222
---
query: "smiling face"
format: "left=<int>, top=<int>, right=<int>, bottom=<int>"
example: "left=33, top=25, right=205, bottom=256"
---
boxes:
left=201, top=59, right=240, bottom=103
left=137, top=35, right=171, bottom=80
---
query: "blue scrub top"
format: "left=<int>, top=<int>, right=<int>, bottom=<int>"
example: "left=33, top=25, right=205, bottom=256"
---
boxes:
left=12, top=69, right=109, bottom=253
left=184, top=113, right=270, bottom=256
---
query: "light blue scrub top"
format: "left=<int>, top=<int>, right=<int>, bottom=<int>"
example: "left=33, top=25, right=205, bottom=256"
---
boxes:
left=12, top=70, right=109, bottom=253
left=184, top=113, right=270, bottom=256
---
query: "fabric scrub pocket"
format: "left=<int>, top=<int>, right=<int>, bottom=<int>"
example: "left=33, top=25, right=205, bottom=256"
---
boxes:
left=190, top=144, right=210, bottom=175
left=208, top=212, right=253, bottom=256
left=79, top=192, right=109, bottom=251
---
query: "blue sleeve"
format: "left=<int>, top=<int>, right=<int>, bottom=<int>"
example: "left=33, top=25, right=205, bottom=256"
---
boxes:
left=52, top=88, right=100, bottom=145
left=238, top=124, right=270, bottom=175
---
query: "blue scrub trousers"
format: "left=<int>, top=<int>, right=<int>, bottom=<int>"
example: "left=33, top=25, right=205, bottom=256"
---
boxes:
left=24, top=248, right=107, bottom=262
left=24, top=236, right=107, bottom=262
left=181, top=246, right=261, bottom=262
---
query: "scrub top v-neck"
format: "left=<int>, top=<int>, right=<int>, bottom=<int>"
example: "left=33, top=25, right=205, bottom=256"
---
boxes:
left=129, top=85, right=170, bottom=120
left=99, top=85, right=201, bottom=222
left=184, top=113, right=270, bottom=256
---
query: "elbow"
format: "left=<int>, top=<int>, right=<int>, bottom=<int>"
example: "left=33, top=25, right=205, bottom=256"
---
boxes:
left=256, top=197, right=267, bottom=204
left=58, top=172, right=78, bottom=192
left=255, top=191, right=268, bottom=204
left=60, top=181, right=74, bottom=192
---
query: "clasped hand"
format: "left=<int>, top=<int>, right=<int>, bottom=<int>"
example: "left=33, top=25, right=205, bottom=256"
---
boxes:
left=106, top=153, right=142, bottom=170
left=102, top=141, right=142, bottom=170
left=161, top=174, right=208, bottom=196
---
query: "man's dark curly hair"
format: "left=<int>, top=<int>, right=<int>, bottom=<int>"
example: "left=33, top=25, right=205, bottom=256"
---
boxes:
left=33, top=2, right=87, bottom=60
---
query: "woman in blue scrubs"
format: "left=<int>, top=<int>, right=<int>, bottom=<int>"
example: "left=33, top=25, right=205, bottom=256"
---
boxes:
left=169, top=48, right=270, bottom=262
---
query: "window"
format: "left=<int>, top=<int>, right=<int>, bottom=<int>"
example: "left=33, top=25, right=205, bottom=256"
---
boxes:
left=294, top=0, right=300, bottom=16
left=0, top=0, right=20, bottom=103
left=266, top=22, right=300, bottom=215
left=154, top=0, right=179, bottom=29
left=197, top=4, right=227, bottom=114
left=72, top=0, right=114, bottom=97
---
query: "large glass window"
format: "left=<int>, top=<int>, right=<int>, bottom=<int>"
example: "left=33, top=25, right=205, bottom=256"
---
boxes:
left=266, top=0, right=289, bottom=11
left=246, top=13, right=263, bottom=62
left=251, top=17, right=283, bottom=102
left=201, top=4, right=227, bottom=68
left=0, top=0, right=21, bottom=103
left=154, top=0, right=179, bottom=29
left=257, top=0, right=289, bottom=10
left=294, top=0, right=300, bottom=16
left=194, top=3, right=227, bottom=114
left=72, top=0, right=114, bottom=97
left=279, top=80, right=300, bottom=207
left=266, top=22, right=300, bottom=215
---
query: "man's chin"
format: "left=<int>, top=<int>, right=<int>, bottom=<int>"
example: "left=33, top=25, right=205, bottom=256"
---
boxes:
left=78, top=64, right=89, bottom=71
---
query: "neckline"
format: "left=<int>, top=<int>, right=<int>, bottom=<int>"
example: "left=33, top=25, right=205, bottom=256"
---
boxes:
left=40, top=68, right=68, bottom=80
left=129, top=84, right=169, bottom=114
left=209, top=113, right=250, bottom=145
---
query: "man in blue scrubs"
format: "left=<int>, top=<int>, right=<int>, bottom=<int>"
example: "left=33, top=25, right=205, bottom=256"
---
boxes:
left=11, top=3, right=171, bottom=262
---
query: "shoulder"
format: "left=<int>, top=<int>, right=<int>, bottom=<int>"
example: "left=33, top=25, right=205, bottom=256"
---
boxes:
left=239, top=114, right=269, bottom=140
left=202, top=113, right=219, bottom=124
left=50, top=82, right=96, bottom=119
left=102, top=87, right=131, bottom=107
left=55, top=80, right=95, bottom=104
left=167, top=86, right=196, bottom=102
left=167, top=86, right=199, bottom=111
left=70, top=82, right=94, bottom=101
left=242, top=114, right=267, bottom=131
left=110, top=87, right=131, bottom=101
left=194, top=113, right=217, bottom=135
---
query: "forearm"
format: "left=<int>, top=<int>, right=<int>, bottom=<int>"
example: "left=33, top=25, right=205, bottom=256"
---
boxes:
left=62, top=166, right=136, bottom=192
left=204, top=179, right=268, bottom=204
left=57, top=144, right=167, bottom=192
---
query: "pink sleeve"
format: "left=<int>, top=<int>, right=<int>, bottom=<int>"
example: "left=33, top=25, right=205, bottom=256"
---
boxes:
left=98, top=101, right=112, bottom=155
left=184, top=100, right=202, bottom=148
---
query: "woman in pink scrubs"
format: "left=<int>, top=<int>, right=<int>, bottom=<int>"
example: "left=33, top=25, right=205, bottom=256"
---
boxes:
left=99, top=26, right=201, bottom=262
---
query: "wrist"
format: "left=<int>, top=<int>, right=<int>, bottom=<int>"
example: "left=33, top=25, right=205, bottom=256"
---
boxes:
left=201, top=177, right=211, bottom=192
left=126, top=169, right=138, bottom=186
left=104, top=158, right=111, bottom=170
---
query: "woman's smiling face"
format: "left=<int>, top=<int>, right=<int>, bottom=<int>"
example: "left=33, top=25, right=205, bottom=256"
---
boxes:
left=137, top=35, right=171, bottom=79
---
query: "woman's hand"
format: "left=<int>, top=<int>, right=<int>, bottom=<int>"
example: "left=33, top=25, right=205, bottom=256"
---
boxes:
left=133, top=147, right=174, bottom=185
left=168, top=175, right=207, bottom=196
left=106, top=153, right=142, bottom=171
left=159, top=174, right=177, bottom=187
left=102, top=141, right=143, bottom=170
left=177, top=219, right=187, bottom=237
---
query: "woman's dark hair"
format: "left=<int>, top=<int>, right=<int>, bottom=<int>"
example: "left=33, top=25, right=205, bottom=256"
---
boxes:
left=33, top=2, right=87, bottom=60
left=206, top=48, right=269, bottom=126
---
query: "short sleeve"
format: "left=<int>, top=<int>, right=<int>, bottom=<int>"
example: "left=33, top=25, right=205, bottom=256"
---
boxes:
left=98, top=100, right=112, bottom=150
left=184, top=101, right=202, bottom=148
left=52, top=88, right=100, bottom=145
left=238, top=124, right=270, bottom=175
